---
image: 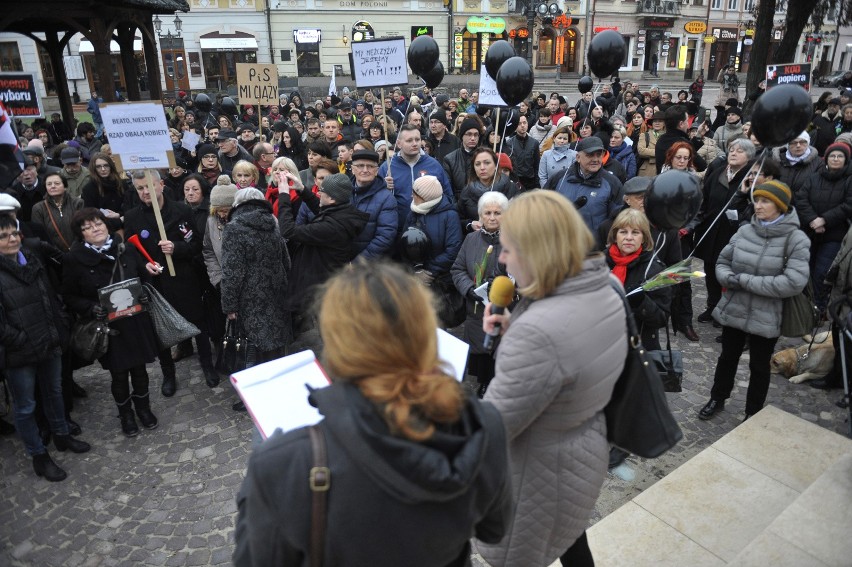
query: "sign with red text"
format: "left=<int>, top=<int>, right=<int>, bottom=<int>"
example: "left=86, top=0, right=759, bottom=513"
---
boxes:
left=766, top=62, right=811, bottom=91
left=0, top=73, right=42, bottom=117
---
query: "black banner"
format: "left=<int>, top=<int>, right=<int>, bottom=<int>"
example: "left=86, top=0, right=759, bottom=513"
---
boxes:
left=0, top=74, right=42, bottom=117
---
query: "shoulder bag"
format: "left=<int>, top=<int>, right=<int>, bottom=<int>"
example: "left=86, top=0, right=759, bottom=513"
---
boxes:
left=779, top=231, right=819, bottom=338
left=605, top=280, right=683, bottom=459
left=215, top=318, right=253, bottom=374
left=308, top=424, right=329, bottom=567
left=646, top=321, right=684, bottom=393
left=142, top=282, right=200, bottom=350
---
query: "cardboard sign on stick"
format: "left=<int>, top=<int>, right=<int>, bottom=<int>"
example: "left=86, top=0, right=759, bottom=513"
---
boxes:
left=236, top=63, right=279, bottom=105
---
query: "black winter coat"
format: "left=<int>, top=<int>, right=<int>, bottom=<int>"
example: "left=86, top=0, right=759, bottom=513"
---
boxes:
left=773, top=146, right=823, bottom=191
left=0, top=249, right=63, bottom=368
left=693, top=159, right=752, bottom=263
left=505, top=133, right=540, bottom=181
left=795, top=165, right=852, bottom=244
left=278, top=191, right=369, bottom=313
left=62, top=238, right=159, bottom=372
left=605, top=248, right=671, bottom=349
left=458, top=176, right=518, bottom=232
left=81, top=177, right=134, bottom=232
left=221, top=199, right=291, bottom=352
left=428, top=132, right=460, bottom=164
left=123, top=198, right=205, bottom=328
left=443, top=147, right=476, bottom=201
left=655, top=129, right=707, bottom=174
left=233, top=381, right=512, bottom=567
left=7, top=182, right=45, bottom=222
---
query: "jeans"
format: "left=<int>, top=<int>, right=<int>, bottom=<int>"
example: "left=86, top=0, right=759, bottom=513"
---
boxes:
left=6, top=355, right=68, bottom=456
left=710, top=326, right=778, bottom=416
left=810, top=240, right=841, bottom=313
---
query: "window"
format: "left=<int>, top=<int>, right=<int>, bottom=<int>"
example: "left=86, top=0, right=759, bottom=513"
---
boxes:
left=0, top=42, right=22, bottom=71
left=202, top=50, right=257, bottom=90
left=776, top=0, right=786, bottom=11
left=711, top=0, right=721, bottom=8
left=295, top=41, right=320, bottom=77
left=744, top=0, right=754, bottom=10
left=727, top=0, right=737, bottom=10
left=37, top=45, right=57, bottom=96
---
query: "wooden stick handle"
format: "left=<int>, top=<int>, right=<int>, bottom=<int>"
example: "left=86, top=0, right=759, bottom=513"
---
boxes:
left=145, top=170, right=176, bottom=276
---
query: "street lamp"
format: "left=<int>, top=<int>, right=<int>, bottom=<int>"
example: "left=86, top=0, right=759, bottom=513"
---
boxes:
left=154, top=14, right=184, bottom=103
left=525, top=1, right=563, bottom=70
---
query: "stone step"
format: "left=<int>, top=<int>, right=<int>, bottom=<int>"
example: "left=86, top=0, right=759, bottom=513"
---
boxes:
left=586, top=405, right=852, bottom=565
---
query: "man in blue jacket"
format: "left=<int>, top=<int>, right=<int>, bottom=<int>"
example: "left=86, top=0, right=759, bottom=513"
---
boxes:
left=380, top=124, right=454, bottom=232
left=546, top=136, right=623, bottom=242
left=350, top=150, right=398, bottom=259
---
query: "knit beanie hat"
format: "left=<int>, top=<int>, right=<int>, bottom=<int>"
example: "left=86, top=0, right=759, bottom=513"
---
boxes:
left=198, top=143, right=217, bottom=158
left=210, top=177, right=238, bottom=208
left=458, top=117, right=482, bottom=137
left=232, top=188, right=266, bottom=208
left=321, top=173, right=353, bottom=204
left=497, top=152, right=513, bottom=172
left=825, top=141, right=851, bottom=162
left=429, top=110, right=449, bottom=128
left=753, top=180, right=792, bottom=214
left=792, top=131, right=810, bottom=145
left=412, top=175, right=443, bottom=201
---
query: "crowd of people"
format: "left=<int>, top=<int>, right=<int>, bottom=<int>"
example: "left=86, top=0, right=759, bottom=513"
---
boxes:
left=3, top=75, right=852, bottom=564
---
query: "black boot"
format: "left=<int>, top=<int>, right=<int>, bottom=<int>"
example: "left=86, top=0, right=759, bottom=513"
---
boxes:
left=54, top=434, right=91, bottom=453
left=65, top=416, right=82, bottom=436
left=117, top=402, right=140, bottom=437
left=202, top=366, right=220, bottom=388
left=161, top=370, right=177, bottom=398
left=33, top=452, right=67, bottom=482
left=133, top=393, right=159, bottom=430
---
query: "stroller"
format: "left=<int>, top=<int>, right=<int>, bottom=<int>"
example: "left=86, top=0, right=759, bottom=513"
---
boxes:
left=826, top=297, right=852, bottom=437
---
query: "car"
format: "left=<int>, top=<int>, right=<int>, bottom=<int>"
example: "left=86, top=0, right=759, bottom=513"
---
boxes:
left=818, top=70, right=846, bottom=87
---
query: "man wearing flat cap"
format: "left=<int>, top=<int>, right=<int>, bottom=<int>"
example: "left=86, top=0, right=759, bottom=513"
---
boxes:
left=349, top=149, right=398, bottom=259
left=428, top=110, right=460, bottom=163
left=216, top=129, right=253, bottom=174
left=547, top=136, right=623, bottom=237
left=712, top=106, right=743, bottom=153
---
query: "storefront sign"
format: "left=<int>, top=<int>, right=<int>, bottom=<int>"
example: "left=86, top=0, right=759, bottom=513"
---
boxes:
left=236, top=63, right=279, bottom=105
left=594, top=26, right=619, bottom=33
left=744, top=38, right=753, bottom=45
left=703, top=35, right=716, bottom=43
left=684, top=21, right=707, bottom=34
left=644, top=18, right=674, bottom=28
left=100, top=102, right=173, bottom=171
left=353, top=21, right=375, bottom=42
left=766, top=62, right=811, bottom=90
left=453, top=33, right=464, bottom=68
left=0, top=73, right=42, bottom=117
left=466, top=16, right=506, bottom=34
left=293, top=29, right=322, bottom=44
left=411, top=26, right=434, bottom=40
left=712, top=27, right=738, bottom=40
left=339, top=0, right=388, bottom=7
left=508, top=27, right=530, bottom=39
left=351, top=36, right=407, bottom=88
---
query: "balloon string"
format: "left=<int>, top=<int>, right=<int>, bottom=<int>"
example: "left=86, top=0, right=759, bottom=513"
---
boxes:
left=687, top=150, right=768, bottom=260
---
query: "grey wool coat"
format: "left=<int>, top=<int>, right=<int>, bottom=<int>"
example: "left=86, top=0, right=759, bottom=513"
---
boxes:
left=478, top=255, right=626, bottom=567
left=713, top=210, right=810, bottom=338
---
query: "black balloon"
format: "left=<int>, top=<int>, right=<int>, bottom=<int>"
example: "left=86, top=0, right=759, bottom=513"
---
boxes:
left=485, top=40, right=516, bottom=80
left=422, top=60, right=444, bottom=89
left=408, top=36, right=440, bottom=77
left=750, top=84, right=813, bottom=147
left=194, top=93, right=212, bottom=112
left=578, top=76, right=594, bottom=94
left=496, top=57, right=534, bottom=107
left=499, top=107, right=520, bottom=137
left=645, top=170, right=703, bottom=230
left=587, top=30, right=626, bottom=79
left=399, top=226, right=432, bottom=267
left=220, top=96, right=238, bottom=116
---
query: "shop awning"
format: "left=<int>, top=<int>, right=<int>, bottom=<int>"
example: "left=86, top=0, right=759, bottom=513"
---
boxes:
left=199, top=36, right=258, bottom=51
left=78, top=39, right=142, bottom=53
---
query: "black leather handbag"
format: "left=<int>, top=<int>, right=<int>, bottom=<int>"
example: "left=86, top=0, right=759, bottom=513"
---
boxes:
left=215, top=318, right=253, bottom=374
left=606, top=280, right=683, bottom=459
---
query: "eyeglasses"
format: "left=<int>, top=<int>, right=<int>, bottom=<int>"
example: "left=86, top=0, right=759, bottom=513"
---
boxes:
left=0, top=230, right=22, bottom=242
left=80, top=221, right=105, bottom=232
left=352, top=163, right=378, bottom=170
left=789, top=140, right=808, bottom=146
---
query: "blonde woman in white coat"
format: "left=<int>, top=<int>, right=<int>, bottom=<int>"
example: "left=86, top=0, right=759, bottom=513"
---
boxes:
left=479, top=190, right=625, bottom=566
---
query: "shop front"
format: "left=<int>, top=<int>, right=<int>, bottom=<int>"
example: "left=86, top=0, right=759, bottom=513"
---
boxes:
left=78, top=38, right=147, bottom=96
left=707, top=26, right=740, bottom=78
left=453, top=16, right=507, bottom=73
left=198, top=31, right=259, bottom=91
left=640, top=18, right=674, bottom=74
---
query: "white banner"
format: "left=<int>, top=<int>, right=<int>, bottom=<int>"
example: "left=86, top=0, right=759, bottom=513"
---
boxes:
left=478, top=65, right=508, bottom=107
left=100, top=102, right=173, bottom=170
left=351, top=37, right=408, bottom=88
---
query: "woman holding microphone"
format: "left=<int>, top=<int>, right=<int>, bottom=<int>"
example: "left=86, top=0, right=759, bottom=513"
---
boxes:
left=478, top=190, right=625, bottom=567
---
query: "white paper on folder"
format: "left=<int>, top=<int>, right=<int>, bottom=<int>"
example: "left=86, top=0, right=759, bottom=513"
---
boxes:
left=473, top=281, right=489, bottom=303
left=230, top=350, right=329, bottom=439
left=232, top=331, right=469, bottom=439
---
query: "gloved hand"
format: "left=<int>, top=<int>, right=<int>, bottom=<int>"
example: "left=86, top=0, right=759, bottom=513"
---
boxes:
left=467, top=289, right=481, bottom=303
left=726, top=274, right=742, bottom=290
left=92, top=305, right=106, bottom=320
left=627, top=289, right=644, bottom=310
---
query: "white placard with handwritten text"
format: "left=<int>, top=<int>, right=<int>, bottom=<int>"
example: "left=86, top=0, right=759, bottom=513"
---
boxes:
left=351, top=37, right=408, bottom=89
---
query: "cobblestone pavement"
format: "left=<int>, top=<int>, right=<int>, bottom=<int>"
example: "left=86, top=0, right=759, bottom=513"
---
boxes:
left=1, top=270, right=849, bottom=566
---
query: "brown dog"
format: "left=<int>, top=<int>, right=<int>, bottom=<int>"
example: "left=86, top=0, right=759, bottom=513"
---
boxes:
left=770, top=332, right=834, bottom=383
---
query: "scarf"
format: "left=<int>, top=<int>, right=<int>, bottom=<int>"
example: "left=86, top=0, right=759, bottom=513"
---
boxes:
left=608, top=243, right=641, bottom=284
left=84, top=237, right=115, bottom=261
left=785, top=147, right=811, bottom=165
left=410, top=195, right=442, bottom=215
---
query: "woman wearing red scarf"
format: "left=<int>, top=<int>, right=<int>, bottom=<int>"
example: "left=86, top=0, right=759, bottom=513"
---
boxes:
left=605, top=208, right=671, bottom=351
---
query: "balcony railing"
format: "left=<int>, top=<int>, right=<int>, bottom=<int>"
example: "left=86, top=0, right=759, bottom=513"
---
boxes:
left=635, top=0, right=682, bottom=15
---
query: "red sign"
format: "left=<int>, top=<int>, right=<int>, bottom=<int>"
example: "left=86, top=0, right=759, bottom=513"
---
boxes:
left=644, top=18, right=674, bottom=28
left=594, top=26, right=619, bottom=33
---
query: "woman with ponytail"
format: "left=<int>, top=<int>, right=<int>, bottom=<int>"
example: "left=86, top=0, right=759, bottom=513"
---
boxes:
left=234, top=261, right=511, bottom=567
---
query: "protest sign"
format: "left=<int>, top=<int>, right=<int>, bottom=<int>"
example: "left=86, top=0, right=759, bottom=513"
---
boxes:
left=180, top=130, right=200, bottom=152
left=0, top=73, right=42, bottom=118
left=478, top=65, right=508, bottom=106
left=766, top=63, right=811, bottom=90
left=100, top=101, right=175, bottom=171
left=351, top=37, right=408, bottom=88
left=236, top=63, right=279, bottom=105
left=98, top=278, right=144, bottom=321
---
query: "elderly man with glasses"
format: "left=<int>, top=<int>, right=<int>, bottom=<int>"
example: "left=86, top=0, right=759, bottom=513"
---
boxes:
left=773, top=131, right=822, bottom=190
left=349, top=149, right=398, bottom=260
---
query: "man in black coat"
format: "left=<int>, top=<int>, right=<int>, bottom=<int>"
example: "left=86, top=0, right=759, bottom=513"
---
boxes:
left=505, top=116, right=540, bottom=191
left=427, top=111, right=460, bottom=164
left=124, top=170, right=217, bottom=394
left=442, top=117, right=482, bottom=201
left=277, top=172, right=368, bottom=322
left=655, top=105, right=707, bottom=174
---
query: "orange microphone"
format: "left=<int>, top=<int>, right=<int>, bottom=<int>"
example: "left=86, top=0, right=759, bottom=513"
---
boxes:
left=127, top=234, right=158, bottom=267
left=483, top=276, right=515, bottom=349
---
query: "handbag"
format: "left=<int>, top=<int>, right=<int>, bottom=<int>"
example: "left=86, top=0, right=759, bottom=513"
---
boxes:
left=69, top=319, right=109, bottom=361
left=142, top=283, right=200, bottom=350
left=605, top=280, right=683, bottom=459
left=647, top=321, right=683, bottom=393
left=215, top=318, right=253, bottom=374
left=308, top=424, right=329, bottom=567
left=779, top=232, right=819, bottom=338
left=434, top=275, right=466, bottom=328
